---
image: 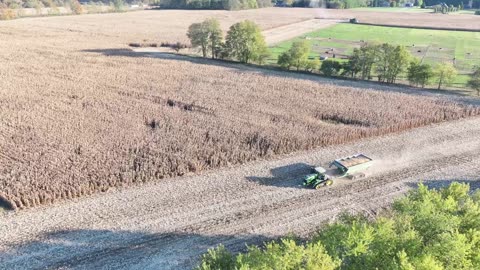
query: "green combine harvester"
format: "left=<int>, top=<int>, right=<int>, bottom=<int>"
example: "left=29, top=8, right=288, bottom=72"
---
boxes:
left=303, top=154, right=373, bottom=189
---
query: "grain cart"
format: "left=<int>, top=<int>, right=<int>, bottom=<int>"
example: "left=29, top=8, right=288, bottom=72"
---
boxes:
left=303, top=154, right=373, bottom=189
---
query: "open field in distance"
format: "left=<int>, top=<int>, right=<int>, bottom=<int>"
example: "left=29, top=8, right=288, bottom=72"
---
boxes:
left=269, top=23, right=480, bottom=88
left=1, top=7, right=478, bottom=43
left=315, top=8, right=480, bottom=30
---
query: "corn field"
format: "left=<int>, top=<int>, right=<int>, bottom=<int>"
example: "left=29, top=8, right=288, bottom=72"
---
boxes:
left=1, top=10, right=479, bottom=210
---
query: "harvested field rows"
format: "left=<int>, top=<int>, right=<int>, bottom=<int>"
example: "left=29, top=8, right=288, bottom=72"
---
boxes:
left=1, top=8, right=477, bottom=41
left=316, top=9, right=480, bottom=31
left=1, top=116, right=480, bottom=269
left=0, top=9, right=480, bottom=210
left=0, top=51, right=478, bottom=210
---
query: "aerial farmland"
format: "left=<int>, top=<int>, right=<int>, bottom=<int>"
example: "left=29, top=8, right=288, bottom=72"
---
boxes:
left=0, top=4, right=480, bottom=270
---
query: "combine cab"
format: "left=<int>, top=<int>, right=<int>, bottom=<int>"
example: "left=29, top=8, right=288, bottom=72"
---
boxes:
left=303, top=154, right=373, bottom=189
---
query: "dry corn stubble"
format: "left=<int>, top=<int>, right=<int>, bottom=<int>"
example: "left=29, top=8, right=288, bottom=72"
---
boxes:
left=0, top=9, right=479, bottom=210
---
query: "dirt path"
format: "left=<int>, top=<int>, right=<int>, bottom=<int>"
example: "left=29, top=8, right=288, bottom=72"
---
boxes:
left=1, top=115, right=480, bottom=270
left=262, top=19, right=341, bottom=45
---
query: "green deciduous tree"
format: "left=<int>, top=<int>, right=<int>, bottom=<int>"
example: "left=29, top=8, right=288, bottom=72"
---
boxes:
left=196, top=244, right=235, bottom=270
left=205, top=18, right=223, bottom=59
left=256, top=45, right=271, bottom=65
left=407, top=59, right=434, bottom=88
left=187, top=22, right=209, bottom=58
left=197, top=182, right=480, bottom=270
left=224, top=20, right=268, bottom=64
left=197, top=238, right=340, bottom=270
left=289, top=41, right=310, bottom=71
left=278, top=52, right=293, bottom=70
left=187, top=18, right=223, bottom=59
left=320, top=60, right=343, bottom=77
left=304, top=58, right=320, bottom=73
left=344, top=52, right=362, bottom=78
left=376, top=44, right=411, bottom=84
left=467, top=67, right=480, bottom=96
left=435, top=62, right=458, bottom=90
left=351, top=43, right=378, bottom=80
left=277, top=40, right=311, bottom=71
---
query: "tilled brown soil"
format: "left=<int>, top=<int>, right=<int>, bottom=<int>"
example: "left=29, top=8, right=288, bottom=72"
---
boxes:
left=318, top=9, right=480, bottom=31
left=1, top=116, right=480, bottom=270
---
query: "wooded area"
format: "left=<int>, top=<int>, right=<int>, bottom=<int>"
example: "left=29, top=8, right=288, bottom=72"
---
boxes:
left=197, top=183, right=480, bottom=270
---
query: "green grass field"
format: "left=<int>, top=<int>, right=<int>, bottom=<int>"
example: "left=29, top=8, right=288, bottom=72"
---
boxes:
left=269, top=24, right=480, bottom=88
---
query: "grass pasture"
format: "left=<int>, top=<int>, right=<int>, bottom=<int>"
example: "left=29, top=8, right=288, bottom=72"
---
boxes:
left=269, top=24, right=480, bottom=88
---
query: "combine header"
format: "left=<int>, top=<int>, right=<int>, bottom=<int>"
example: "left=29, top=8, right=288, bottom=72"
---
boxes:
left=303, top=154, right=373, bottom=189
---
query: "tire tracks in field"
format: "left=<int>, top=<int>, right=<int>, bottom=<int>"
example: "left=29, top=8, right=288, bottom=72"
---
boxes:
left=27, top=148, right=480, bottom=270
left=1, top=117, right=480, bottom=270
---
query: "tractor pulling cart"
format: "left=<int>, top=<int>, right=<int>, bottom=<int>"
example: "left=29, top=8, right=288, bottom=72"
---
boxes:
left=303, top=154, right=373, bottom=189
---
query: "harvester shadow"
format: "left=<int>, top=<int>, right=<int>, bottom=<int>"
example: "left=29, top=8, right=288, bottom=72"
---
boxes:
left=82, top=48, right=479, bottom=105
left=246, top=162, right=313, bottom=189
left=0, top=229, right=275, bottom=270
left=406, top=178, right=480, bottom=190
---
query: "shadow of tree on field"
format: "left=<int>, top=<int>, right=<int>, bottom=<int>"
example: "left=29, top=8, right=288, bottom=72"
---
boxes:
left=0, top=197, right=13, bottom=210
left=83, top=48, right=151, bottom=57
left=82, top=48, right=480, bottom=105
left=0, top=229, right=274, bottom=270
left=246, top=162, right=313, bottom=189
left=406, top=178, right=480, bottom=190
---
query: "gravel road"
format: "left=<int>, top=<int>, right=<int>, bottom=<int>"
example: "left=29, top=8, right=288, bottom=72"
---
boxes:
left=262, top=19, right=341, bottom=45
left=1, top=114, right=480, bottom=270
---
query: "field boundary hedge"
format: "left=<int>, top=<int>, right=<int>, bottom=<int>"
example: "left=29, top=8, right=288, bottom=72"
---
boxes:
left=156, top=51, right=474, bottom=95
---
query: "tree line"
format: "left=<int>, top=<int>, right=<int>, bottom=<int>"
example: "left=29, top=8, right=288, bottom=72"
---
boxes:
left=157, top=0, right=271, bottom=10
left=278, top=40, right=457, bottom=89
left=275, top=0, right=368, bottom=9
left=275, top=0, right=480, bottom=9
left=0, top=0, right=272, bottom=9
left=424, top=0, right=480, bottom=9
left=0, top=0, right=137, bottom=9
left=278, top=40, right=479, bottom=92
